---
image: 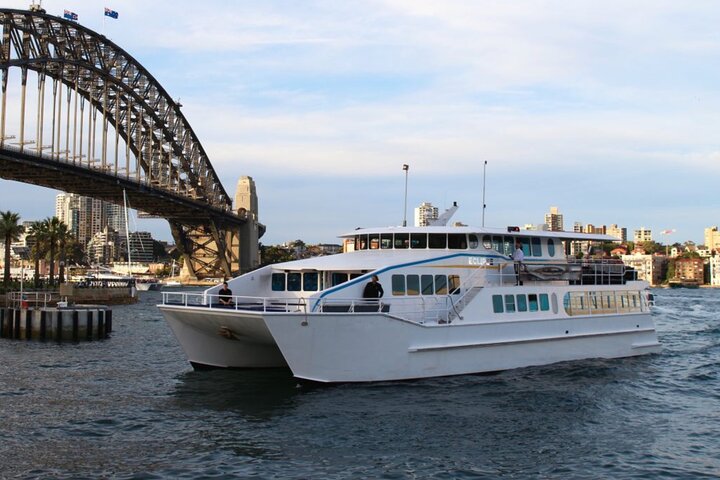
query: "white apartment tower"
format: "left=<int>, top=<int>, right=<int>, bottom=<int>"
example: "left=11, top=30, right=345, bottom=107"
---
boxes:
left=414, top=202, right=439, bottom=227
left=704, top=226, right=720, bottom=251
left=607, top=224, right=627, bottom=242
left=544, top=206, right=564, bottom=231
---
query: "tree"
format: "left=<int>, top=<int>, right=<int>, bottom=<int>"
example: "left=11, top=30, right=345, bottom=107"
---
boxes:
left=27, top=221, right=48, bottom=288
left=55, top=221, right=73, bottom=283
left=0, top=211, right=25, bottom=287
left=43, top=216, right=63, bottom=286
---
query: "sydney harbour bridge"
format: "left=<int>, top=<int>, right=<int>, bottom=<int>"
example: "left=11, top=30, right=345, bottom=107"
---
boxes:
left=0, top=7, right=263, bottom=279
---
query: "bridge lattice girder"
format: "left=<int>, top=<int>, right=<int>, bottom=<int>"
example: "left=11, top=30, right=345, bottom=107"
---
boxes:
left=0, top=8, right=260, bottom=279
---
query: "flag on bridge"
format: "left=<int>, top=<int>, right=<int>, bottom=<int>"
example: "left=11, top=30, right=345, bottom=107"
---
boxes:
left=63, top=10, right=78, bottom=21
left=104, top=8, right=119, bottom=19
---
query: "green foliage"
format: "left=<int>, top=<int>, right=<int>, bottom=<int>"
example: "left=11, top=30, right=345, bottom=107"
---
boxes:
left=260, top=244, right=294, bottom=266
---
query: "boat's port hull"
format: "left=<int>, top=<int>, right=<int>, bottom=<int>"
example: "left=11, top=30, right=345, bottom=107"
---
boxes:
left=159, top=305, right=287, bottom=368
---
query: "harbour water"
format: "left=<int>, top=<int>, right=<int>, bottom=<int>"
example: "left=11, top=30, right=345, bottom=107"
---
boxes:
left=1, top=288, right=718, bottom=479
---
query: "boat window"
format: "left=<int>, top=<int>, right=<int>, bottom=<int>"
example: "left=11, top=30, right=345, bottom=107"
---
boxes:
left=429, top=234, right=446, bottom=249
left=503, top=237, right=514, bottom=256
left=435, top=275, right=448, bottom=295
left=271, top=273, right=285, bottom=291
left=331, top=272, right=349, bottom=286
left=303, top=272, right=318, bottom=291
left=421, top=275, right=434, bottom=295
left=517, top=295, right=528, bottom=312
left=355, top=234, right=369, bottom=250
left=528, top=294, right=539, bottom=312
left=492, top=295, right=504, bottom=313
left=392, top=275, right=405, bottom=296
left=551, top=293, right=558, bottom=314
left=469, top=234, right=479, bottom=249
left=448, top=275, right=460, bottom=294
left=547, top=239, right=556, bottom=257
left=407, top=275, right=420, bottom=295
left=394, top=233, right=409, bottom=249
left=491, top=236, right=503, bottom=253
left=448, top=234, right=467, bottom=249
left=380, top=233, right=393, bottom=249
left=350, top=273, right=362, bottom=280
left=521, top=238, right=531, bottom=257
left=287, top=273, right=302, bottom=291
left=411, top=233, right=427, bottom=249
left=369, top=234, right=380, bottom=250
left=540, top=294, right=550, bottom=311
left=504, top=294, right=516, bottom=313
left=531, top=238, right=542, bottom=257
left=482, top=235, right=492, bottom=249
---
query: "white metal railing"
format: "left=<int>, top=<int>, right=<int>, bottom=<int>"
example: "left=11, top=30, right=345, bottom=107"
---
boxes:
left=161, top=291, right=308, bottom=313
left=6, top=291, right=61, bottom=309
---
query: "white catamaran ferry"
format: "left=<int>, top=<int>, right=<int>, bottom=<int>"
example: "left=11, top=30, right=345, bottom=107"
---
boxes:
left=159, top=218, right=660, bottom=383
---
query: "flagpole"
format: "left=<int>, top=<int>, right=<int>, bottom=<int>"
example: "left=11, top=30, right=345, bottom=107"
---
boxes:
left=402, top=164, right=409, bottom=227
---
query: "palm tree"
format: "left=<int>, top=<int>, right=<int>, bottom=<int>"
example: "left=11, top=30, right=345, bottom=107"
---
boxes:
left=56, top=222, right=73, bottom=283
left=0, top=211, right=25, bottom=287
left=44, top=216, right=63, bottom=286
left=27, top=220, right=48, bottom=288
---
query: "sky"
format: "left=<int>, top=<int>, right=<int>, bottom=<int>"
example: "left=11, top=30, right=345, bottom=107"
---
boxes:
left=1, top=0, right=719, bottom=246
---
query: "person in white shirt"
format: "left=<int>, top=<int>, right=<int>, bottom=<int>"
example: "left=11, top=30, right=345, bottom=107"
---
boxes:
left=512, top=242, right=524, bottom=285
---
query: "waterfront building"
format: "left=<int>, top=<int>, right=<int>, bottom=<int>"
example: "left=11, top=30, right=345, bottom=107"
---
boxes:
left=633, top=227, right=653, bottom=244
left=414, top=202, right=439, bottom=227
left=573, top=222, right=583, bottom=233
left=705, top=226, right=720, bottom=252
left=674, top=258, right=705, bottom=285
left=621, top=253, right=667, bottom=286
left=544, top=206, right=563, bottom=231
left=128, top=231, right=155, bottom=264
left=87, top=227, right=120, bottom=265
left=710, top=255, right=720, bottom=286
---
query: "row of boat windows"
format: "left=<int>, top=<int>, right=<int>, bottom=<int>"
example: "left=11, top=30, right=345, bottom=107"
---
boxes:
left=391, top=274, right=461, bottom=296
left=563, top=291, right=646, bottom=315
left=355, top=233, right=479, bottom=250
left=271, top=272, right=366, bottom=292
left=353, top=233, right=557, bottom=257
left=482, top=236, right=557, bottom=257
left=492, top=294, right=552, bottom=313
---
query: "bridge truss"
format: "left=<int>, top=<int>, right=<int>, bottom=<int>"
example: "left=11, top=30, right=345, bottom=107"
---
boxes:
left=0, top=8, right=262, bottom=279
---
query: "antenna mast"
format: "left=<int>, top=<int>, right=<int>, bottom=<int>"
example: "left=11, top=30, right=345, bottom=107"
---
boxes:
left=481, top=160, right=487, bottom=227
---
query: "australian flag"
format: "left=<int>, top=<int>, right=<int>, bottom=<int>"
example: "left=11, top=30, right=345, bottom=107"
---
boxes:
left=63, top=9, right=78, bottom=21
left=104, top=8, right=119, bottom=19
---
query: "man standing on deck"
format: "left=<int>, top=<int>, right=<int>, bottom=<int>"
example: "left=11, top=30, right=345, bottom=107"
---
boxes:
left=363, top=275, right=384, bottom=299
left=512, top=242, right=524, bottom=285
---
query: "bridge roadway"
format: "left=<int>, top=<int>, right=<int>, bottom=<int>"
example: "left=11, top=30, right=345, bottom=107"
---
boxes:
left=0, top=144, right=245, bottom=228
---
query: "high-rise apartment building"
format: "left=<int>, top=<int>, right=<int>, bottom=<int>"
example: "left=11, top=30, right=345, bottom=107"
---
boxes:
left=633, top=227, right=652, bottom=244
left=55, top=193, right=128, bottom=247
left=606, top=224, right=627, bottom=242
left=414, top=202, right=439, bottom=227
left=544, top=206, right=563, bottom=231
left=704, top=226, right=720, bottom=251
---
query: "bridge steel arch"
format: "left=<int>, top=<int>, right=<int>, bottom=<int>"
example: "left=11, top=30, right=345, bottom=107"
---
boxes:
left=0, top=8, right=263, bottom=279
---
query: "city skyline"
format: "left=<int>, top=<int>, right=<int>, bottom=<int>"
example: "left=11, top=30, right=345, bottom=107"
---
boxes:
left=1, top=1, right=718, bottom=245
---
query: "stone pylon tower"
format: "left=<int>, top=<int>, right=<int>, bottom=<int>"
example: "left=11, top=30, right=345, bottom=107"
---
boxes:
left=233, top=176, right=260, bottom=273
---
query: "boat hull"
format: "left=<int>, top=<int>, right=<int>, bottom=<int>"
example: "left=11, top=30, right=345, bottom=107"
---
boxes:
left=262, top=311, right=660, bottom=382
left=159, top=305, right=287, bottom=368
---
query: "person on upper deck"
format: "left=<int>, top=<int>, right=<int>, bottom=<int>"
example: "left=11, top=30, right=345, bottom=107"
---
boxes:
left=363, top=275, right=384, bottom=299
left=512, top=242, right=524, bottom=285
left=218, top=281, right=233, bottom=305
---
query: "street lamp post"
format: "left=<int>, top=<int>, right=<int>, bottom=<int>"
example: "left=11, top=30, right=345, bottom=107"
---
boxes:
left=402, top=164, right=409, bottom=227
